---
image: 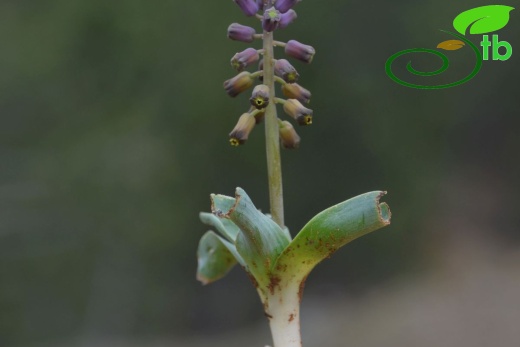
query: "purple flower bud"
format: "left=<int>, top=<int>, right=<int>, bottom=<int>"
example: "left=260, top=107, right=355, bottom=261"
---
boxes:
left=275, top=59, right=299, bottom=83
left=285, top=40, right=315, bottom=63
left=227, top=23, right=256, bottom=42
left=281, top=83, right=311, bottom=104
left=249, top=84, right=270, bottom=109
left=279, top=9, right=297, bottom=29
left=262, top=7, right=281, bottom=32
left=283, top=99, right=313, bottom=125
left=274, top=0, right=300, bottom=14
left=256, top=0, right=264, bottom=11
left=233, top=0, right=259, bottom=17
left=231, top=48, right=260, bottom=71
left=229, top=113, right=256, bottom=146
left=223, top=71, right=254, bottom=97
left=279, top=120, right=301, bottom=149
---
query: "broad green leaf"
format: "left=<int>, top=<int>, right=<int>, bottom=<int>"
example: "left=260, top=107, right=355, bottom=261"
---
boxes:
left=199, top=212, right=240, bottom=242
left=211, top=188, right=290, bottom=288
left=272, top=191, right=391, bottom=287
left=453, top=5, right=514, bottom=35
left=196, top=231, right=238, bottom=285
left=437, top=39, right=465, bottom=51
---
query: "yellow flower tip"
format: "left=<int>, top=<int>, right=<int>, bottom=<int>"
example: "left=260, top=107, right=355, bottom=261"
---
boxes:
left=229, top=138, right=241, bottom=146
left=304, top=115, right=312, bottom=125
left=251, top=97, right=266, bottom=108
left=231, top=60, right=242, bottom=71
left=249, top=84, right=270, bottom=110
left=286, top=72, right=298, bottom=83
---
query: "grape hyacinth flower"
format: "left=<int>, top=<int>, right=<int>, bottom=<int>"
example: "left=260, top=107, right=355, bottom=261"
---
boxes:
left=233, top=0, right=259, bottom=17
left=229, top=113, right=256, bottom=146
left=282, top=98, right=313, bottom=125
left=263, top=7, right=281, bottom=32
left=278, top=120, right=300, bottom=149
left=223, top=71, right=255, bottom=97
left=227, top=23, right=257, bottom=42
left=274, top=0, right=300, bottom=14
left=231, top=48, right=260, bottom=71
left=250, top=84, right=270, bottom=109
left=274, top=59, right=299, bottom=83
left=281, top=83, right=311, bottom=104
left=279, top=9, right=298, bottom=29
left=285, top=39, right=316, bottom=63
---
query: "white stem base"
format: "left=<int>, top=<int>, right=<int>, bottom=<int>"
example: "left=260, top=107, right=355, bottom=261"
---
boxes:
left=265, top=283, right=302, bottom=347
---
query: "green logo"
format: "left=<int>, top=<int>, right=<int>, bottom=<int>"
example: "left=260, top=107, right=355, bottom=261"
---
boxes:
left=386, top=5, right=514, bottom=89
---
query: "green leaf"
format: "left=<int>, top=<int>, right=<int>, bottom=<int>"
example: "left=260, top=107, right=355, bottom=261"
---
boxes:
left=199, top=212, right=241, bottom=242
left=211, top=188, right=290, bottom=288
left=453, top=5, right=514, bottom=35
left=196, top=231, right=239, bottom=285
left=272, top=191, right=391, bottom=286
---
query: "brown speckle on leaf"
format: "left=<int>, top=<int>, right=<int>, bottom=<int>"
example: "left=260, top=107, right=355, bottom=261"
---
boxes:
left=268, top=275, right=281, bottom=295
left=288, top=313, right=294, bottom=322
left=298, top=275, right=308, bottom=302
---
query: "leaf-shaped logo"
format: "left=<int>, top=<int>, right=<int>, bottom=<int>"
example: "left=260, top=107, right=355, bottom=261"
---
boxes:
left=453, top=5, right=514, bottom=35
left=437, top=39, right=465, bottom=51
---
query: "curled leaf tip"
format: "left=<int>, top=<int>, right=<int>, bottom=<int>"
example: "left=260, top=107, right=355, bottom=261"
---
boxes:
left=376, top=191, right=391, bottom=225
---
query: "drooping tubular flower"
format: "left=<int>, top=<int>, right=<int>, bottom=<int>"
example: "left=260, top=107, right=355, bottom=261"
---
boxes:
left=283, top=99, right=313, bottom=125
left=233, top=0, right=259, bottom=17
left=274, top=59, right=299, bottom=83
left=282, top=83, right=311, bottom=104
left=231, top=48, right=260, bottom=71
left=224, top=71, right=254, bottom=97
left=263, top=7, right=281, bottom=32
left=250, top=85, right=270, bottom=109
left=279, top=9, right=298, bottom=29
left=278, top=120, right=301, bottom=149
left=274, top=0, right=301, bottom=14
left=229, top=113, right=256, bottom=146
left=227, top=23, right=257, bottom=42
left=285, top=39, right=316, bottom=63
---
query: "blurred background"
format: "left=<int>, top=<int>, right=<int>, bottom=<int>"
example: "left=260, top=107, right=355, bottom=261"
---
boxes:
left=1, top=0, right=519, bottom=346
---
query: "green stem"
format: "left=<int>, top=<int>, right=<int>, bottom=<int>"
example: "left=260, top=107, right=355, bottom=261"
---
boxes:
left=262, top=23, right=284, bottom=228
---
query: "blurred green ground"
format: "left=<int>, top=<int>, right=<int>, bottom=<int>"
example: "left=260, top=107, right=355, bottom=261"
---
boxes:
left=1, top=1, right=519, bottom=346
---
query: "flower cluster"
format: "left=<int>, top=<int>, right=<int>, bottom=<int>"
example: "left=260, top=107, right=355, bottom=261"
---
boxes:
left=224, top=0, right=315, bottom=148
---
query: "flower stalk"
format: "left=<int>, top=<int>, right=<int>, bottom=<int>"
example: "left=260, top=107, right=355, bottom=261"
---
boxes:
left=262, top=19, right=285, bottom=228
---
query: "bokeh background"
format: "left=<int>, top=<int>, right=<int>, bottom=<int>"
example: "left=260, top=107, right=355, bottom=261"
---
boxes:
left=1, top=0, right=519, bottom=346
